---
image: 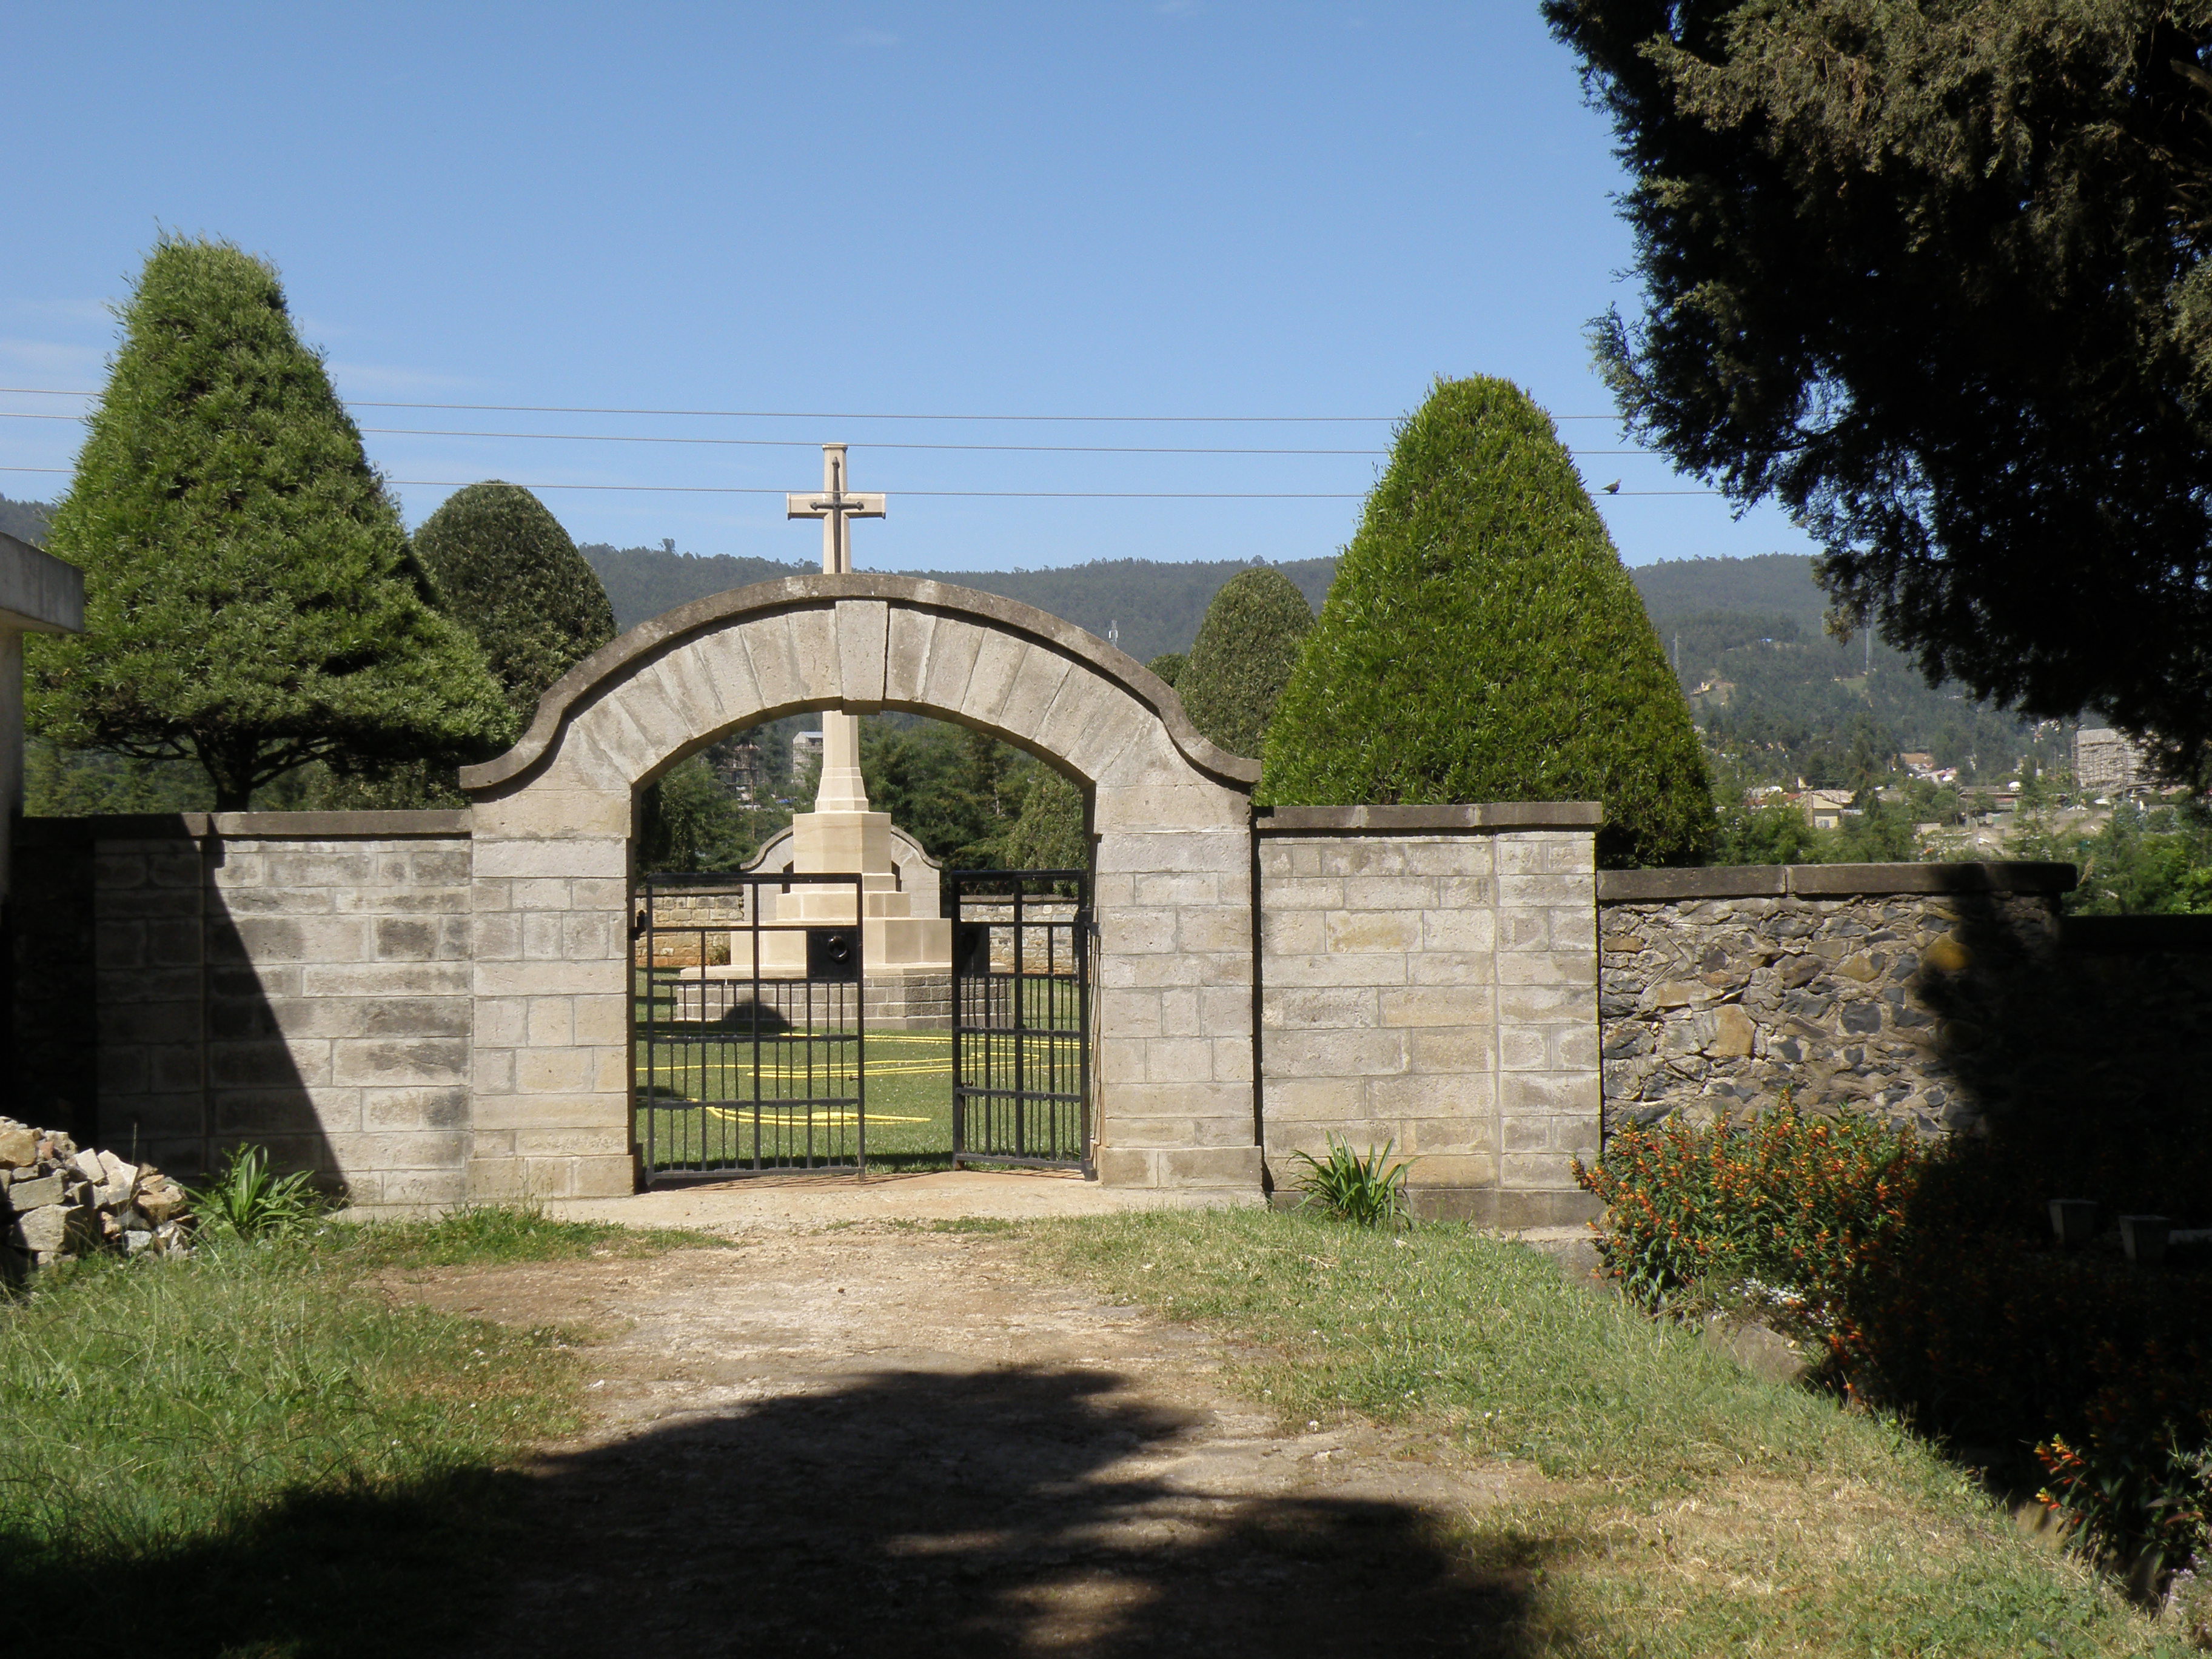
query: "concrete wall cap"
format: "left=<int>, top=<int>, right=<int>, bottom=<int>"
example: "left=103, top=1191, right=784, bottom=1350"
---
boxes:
left=1255, top=802, right=1604, bottom=834
left=18, top=810, right=472, bottom=845
left=0, top=531, right=84, bottom=635
left=1597, top=860, right=2078, bottom=902
left=458, top=573, right=1261, bottom=794
left=1598, top=866, right=1788, bottom=900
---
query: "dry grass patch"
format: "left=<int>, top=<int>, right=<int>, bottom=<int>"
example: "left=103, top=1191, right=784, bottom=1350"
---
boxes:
left=1028, top=1207, right=2182, bottom=1656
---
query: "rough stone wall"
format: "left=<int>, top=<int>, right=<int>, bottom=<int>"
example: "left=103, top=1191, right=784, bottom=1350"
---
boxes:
left=15, top=813, right=474, bottom=1206
left=1256, top=806, right=1601, bottom=1227
left=1594, top=866, right=2105, bottom=1139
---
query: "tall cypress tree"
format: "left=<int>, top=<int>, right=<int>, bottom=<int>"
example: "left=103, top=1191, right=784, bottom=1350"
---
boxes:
left=1176, top=566, right=1314, bottom=757
left=30, top=236, right=509, bottom=810
left=412, top=481, right=617, bottom=724
left=1260, top=377, right=1713, bottom=867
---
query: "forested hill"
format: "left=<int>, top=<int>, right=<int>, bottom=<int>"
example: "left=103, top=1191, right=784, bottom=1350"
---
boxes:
left=0, top=495, right=53, bottom=546
left=580, top=544, right=1339, bottom=664
left=583, top=541, right=1828, bottom=663
left=1627, top=553, right=1825, bottom=630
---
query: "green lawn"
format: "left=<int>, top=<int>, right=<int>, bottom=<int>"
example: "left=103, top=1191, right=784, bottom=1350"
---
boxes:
left=1025, top=1208, right=2187, bottom=1657
left=631, top=965, right=1087, bottom=1173
left=0, top=1207, right=723, bottom=1657
left=634, top=1029, right=959, bottom=1171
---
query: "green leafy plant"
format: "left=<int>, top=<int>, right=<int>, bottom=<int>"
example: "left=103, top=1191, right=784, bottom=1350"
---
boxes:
left=1291, top=1136, right=1412, bottom=1229
left=190, top=1144, right=325, bottom=1242
left=1259, top=376, right=1712, bottom=867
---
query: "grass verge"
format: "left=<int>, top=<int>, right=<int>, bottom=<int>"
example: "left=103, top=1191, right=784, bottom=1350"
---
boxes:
left=0, top=1205, right=720, bottom=1657
left=1027, top=1207, right=2184, bottom=1657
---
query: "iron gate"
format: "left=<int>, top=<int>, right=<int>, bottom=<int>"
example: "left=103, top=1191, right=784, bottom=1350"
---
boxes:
left=947, top=870, right=1093, bottom=1173
left=632, top=871, right=866, bottom=1182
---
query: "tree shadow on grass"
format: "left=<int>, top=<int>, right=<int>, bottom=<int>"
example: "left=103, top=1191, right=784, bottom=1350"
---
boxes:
left=4, top=1365, right=1557, bottom=1658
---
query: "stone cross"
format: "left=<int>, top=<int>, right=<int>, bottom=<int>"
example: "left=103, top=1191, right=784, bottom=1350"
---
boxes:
left=786, top=442, right=885, bottom=575
left=786, top=444, right=885, bottom=812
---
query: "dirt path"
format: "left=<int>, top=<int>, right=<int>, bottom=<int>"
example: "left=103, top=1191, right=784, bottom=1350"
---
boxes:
left=393, top=1224, right=1545, bottom=1657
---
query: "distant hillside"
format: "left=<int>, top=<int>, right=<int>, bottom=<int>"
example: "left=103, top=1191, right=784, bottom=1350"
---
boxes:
left=0, top=495, right=52, bottom=546
left=1629, top=554, right=1826, bottom=629
left=580, top=545, right=1339, bottom=664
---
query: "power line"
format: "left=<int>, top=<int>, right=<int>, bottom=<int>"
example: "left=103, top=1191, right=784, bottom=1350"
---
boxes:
left=0, top=409, right=1657, bottom=458
left=0, top=385, right=1630, bottom=423
left=0, top=463, right=1721, bottom=498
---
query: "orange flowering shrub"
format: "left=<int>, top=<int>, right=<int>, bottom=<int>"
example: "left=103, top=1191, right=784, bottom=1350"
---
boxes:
left=1572, top=1097, right=1923, bottom=1328
left=1577, top=1102, right=2211, bottom=1580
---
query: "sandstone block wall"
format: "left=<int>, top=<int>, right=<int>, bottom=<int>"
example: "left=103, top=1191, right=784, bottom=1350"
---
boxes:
left=1256, top=805, right=1602, bottom=1227
left=12, top=813, right=474, bottom=1207
left=466, top=834, right=632, bottom=1203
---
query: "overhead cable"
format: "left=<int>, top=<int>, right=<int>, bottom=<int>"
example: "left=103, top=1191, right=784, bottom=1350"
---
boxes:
left=0, top=409, right=1653, bottom=458
left=0, top=463, right=1721, bottom=498
left=0, top=386, right=1627, bottom=422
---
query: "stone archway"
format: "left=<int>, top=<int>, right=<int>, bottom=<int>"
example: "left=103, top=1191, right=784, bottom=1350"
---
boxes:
left=458, top=574, right=1262, bottom=1202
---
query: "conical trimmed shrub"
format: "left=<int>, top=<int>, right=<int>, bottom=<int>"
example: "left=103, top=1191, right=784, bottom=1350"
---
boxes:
left=1177, top=568, right=1314, bottom=757
left=413, top=481, right=617, bottom=723
left=31, top=236, right=510, bottom=809
left=1259, top=377, right=1713, bottom=867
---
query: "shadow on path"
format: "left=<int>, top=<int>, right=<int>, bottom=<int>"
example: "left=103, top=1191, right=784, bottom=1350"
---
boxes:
left=8, top=1363, right=1553, bottom=1658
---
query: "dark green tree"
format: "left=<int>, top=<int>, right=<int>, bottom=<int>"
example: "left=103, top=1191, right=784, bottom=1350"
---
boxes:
left=1175, top=568, right=1314, bottom=756
left=1259, top=377, right=1714, bottom=867
left=29, top=236, right=509, bottom=809
left=636, top=756, right=755, bottom=873
left=412, top=481, right=617, bottom=722
left=1001, top=771, right=1088, bottom=871
left=1147, top=652, right=1187, bottom=688
left=1546, top=1, right=2212, bottom=783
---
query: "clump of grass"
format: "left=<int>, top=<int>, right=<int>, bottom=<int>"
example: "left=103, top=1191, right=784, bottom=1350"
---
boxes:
left=1028, top=1208, right=2165, bottom=1656
left=326, top=1200, right=727, bottom=1270
left=188, top=1142, right=326, bottom=1241
left=1291, top=1134, right=1411, bottom=1228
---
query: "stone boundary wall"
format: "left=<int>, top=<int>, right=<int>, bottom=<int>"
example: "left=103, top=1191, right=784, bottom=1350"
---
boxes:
left=12, top=813, right=474, bottom=1205
left=1256, top=803, right=1603, bottom=1227
left=26, top=797, right=2199, bottom=1219
left=1595, top=862, right=2107, bottom=1139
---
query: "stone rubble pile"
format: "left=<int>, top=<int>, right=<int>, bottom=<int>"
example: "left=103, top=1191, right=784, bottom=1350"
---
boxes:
left=0, top=1118, right=191, bottom=1270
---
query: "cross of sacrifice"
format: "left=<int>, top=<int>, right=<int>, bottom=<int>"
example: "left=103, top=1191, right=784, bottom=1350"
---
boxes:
left=786, top=442, right=886, bottom=574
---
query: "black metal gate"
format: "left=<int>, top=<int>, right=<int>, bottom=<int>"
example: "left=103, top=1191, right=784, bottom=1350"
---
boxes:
left=632, top=871, right=866, bottom=1183
left=947, top=870, right=1092, bottom=1173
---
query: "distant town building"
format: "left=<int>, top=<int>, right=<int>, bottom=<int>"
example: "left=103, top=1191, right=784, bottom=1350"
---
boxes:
left=2074, top=727, right=2151, bottom=797
left=791, top=729, right=825, bottom=771
left=1796, top=788, right=1858, bottom=831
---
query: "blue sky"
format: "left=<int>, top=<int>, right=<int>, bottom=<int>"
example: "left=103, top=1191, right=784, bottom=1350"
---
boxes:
left=1, top=2, right=1816, bottom=572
